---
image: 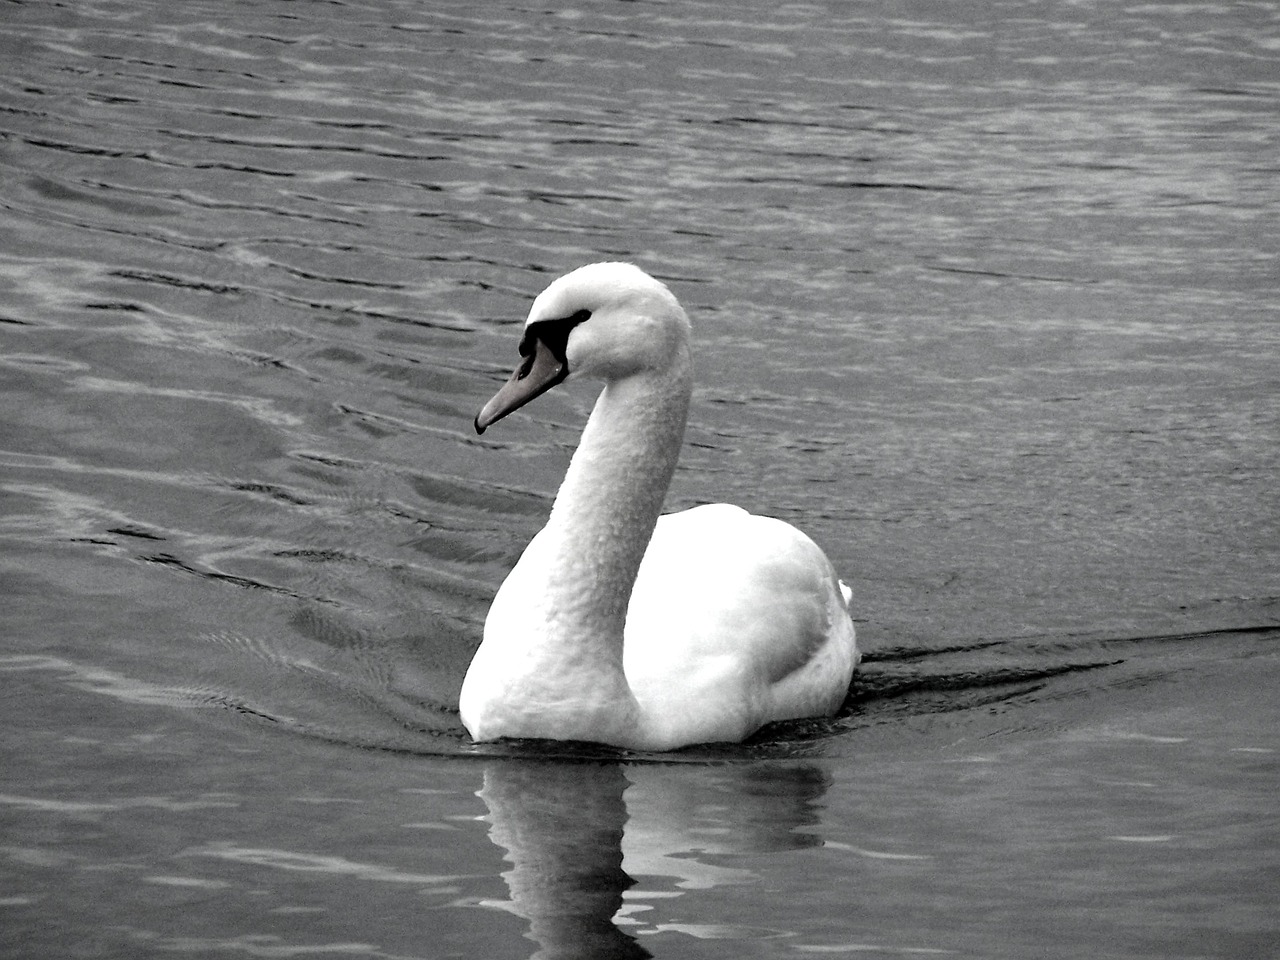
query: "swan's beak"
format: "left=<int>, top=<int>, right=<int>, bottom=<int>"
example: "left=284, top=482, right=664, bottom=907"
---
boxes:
left=475, top=332, right=570, bottom=434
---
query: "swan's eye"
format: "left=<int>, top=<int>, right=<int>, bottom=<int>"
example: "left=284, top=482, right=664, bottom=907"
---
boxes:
left=517, top=309, right=591, bottom=360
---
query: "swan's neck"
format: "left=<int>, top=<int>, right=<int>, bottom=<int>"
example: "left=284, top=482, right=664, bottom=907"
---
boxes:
left=538, top=357, right=691, bottom=646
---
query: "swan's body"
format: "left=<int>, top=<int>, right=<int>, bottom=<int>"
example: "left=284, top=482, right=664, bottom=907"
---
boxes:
left=460, top=263, right=858, bottom=750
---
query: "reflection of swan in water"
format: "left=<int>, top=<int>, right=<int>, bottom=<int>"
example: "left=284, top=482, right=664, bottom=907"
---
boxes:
left=480, top=763, right=648, bottom=959
left=462, top=263, right=859, bottom=750
left=477, top=759, right=831, bottom=956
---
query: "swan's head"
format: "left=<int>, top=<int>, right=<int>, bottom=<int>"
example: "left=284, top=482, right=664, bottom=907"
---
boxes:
left=475, top=262, right=690, bottom=433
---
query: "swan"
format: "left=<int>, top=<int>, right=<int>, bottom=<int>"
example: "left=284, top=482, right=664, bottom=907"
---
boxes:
left=460, top=262, right=859, bottom=750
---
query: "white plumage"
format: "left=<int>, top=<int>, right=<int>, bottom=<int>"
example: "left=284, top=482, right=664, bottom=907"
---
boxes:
left=460, top=263, right=858, bottom=750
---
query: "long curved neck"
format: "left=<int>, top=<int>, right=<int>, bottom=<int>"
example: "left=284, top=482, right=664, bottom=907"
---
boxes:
left=539, top=353, right=692, bottom=646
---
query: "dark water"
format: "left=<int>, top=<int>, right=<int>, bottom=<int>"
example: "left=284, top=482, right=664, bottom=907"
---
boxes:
left=2, top=2, right=1278, bottom=957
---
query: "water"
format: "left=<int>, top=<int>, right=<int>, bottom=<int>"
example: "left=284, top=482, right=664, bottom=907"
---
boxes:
left=2, top=1, right=1278, bottom=956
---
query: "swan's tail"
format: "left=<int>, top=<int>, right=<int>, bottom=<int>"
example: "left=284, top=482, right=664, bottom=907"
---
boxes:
left=838, top=579, right=853, bottom=608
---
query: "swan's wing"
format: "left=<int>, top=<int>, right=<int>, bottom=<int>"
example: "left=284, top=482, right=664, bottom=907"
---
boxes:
left=623, top=503, right=857, bottom=731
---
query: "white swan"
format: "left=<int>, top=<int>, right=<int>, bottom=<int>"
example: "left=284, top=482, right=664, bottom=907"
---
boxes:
left=460, top=263, right=858, bottom=750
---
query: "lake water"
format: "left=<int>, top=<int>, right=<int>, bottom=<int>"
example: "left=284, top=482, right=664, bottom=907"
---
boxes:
left=1, top=1, right=1277, bottom=957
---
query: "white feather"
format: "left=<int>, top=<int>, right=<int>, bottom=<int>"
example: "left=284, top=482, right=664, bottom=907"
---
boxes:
left=460, top=263, right=858, bottom=750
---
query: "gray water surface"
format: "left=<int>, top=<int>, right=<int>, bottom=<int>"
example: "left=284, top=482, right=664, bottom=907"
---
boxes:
left=2, top=2, right=1277, bottom=958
